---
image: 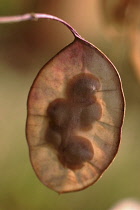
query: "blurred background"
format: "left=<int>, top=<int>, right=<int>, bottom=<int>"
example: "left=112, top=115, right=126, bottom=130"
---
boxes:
left=0, top=0, right=140, bottom=209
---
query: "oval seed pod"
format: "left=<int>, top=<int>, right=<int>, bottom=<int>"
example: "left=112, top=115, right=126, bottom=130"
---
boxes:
left=26, top=15, right=125, bottom=193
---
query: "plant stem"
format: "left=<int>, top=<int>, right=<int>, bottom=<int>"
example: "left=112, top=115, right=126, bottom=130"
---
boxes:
left=0, top=13, right=81, bottom=38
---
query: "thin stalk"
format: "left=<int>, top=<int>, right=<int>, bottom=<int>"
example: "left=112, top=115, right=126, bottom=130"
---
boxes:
left=0, top=13, right=81, bottom=38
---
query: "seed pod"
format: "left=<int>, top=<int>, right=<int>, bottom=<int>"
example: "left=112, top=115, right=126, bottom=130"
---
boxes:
left=26, top=15, right=125, bottom=193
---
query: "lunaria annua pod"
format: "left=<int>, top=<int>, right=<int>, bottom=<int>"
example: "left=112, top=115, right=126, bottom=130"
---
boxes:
left=26, top=14, right=125, bottom=193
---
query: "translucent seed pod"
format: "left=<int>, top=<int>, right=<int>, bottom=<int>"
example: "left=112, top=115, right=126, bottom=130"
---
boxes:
left=26, top=15, right=125, bottom=193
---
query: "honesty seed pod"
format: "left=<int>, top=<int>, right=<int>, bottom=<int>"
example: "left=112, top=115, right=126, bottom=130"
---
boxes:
left=26, top=14, right=125, bottom=193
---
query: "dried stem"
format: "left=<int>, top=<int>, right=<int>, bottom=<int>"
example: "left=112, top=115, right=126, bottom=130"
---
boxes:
left=0, top=13, right=81, bottom=38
